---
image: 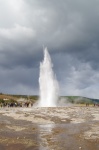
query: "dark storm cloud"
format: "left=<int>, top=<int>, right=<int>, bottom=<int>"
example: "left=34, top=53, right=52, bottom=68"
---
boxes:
left=0, top=0, right=99, bottom=97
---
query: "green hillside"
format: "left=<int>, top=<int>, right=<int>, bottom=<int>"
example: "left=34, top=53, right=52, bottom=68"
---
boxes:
left=60, top=96, right=99, bottom=104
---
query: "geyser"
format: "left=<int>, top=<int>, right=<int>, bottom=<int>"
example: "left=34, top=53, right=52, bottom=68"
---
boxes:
left=38, top=47, right=59, bottom=107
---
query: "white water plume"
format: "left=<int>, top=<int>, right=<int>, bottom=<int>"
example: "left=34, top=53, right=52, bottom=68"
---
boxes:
left=38, top=47, right=59, bottom=107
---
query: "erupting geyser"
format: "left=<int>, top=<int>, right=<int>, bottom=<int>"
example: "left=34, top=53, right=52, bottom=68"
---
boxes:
left=38, top=47, right=59, bottom=107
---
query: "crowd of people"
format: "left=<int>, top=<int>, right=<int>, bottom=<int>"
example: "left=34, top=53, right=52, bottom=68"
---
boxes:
left=85, top=103, right=99, bottom=107
left=0, top=101, right=34, bottom=108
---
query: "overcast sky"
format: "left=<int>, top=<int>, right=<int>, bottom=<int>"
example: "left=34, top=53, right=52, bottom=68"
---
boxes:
left=0, top=0, right=99, bottom=98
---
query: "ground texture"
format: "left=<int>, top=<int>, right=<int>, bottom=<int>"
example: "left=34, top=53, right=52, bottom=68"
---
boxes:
left=0, top=106, right=99, bottom=150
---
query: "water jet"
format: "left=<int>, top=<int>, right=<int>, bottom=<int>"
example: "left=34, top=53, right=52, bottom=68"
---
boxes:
left=38, top=47, right=59, bottom=107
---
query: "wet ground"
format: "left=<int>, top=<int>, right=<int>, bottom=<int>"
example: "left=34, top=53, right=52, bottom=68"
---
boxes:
left=0, top=106, right=99, bottom=150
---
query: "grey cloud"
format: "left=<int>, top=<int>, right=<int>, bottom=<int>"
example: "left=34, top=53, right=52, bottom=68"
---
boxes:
left=0, top=66, right=39, bottom=94
left=0, top=0, right=99, bottom=97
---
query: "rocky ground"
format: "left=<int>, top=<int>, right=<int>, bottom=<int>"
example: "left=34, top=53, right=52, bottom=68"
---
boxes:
left=0, top=106, right=99, bottom=150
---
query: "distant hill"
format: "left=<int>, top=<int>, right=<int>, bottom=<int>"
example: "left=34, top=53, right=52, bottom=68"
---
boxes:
left=0, top=93, right=17, bottom=101
left=90, top=98, right=99, bottom=104
left=0, top=93, right=38, bottom=103
left=0, top=93, right=99, bottom=104
left=59, top=96, right=99, bottom=104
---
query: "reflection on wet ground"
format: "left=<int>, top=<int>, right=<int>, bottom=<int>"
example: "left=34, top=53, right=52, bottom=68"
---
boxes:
left=38, top=123, right=99, bottom=150
left=0, top=107, right=99, bottom=150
